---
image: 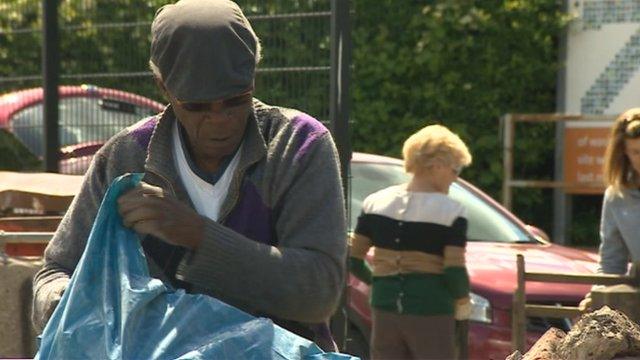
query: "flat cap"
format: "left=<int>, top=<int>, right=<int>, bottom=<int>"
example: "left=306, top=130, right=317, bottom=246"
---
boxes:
left=150, top=0, right=259, bottom=102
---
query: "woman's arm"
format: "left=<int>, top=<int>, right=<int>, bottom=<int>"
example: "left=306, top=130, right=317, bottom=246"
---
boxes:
left=598, top=191, right=630, bottom=274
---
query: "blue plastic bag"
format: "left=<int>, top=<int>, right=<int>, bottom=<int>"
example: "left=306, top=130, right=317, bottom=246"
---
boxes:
left=36, top=173, right=356, bottom=360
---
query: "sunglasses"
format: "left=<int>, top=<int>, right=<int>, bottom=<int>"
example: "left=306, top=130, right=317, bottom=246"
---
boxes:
left=624, top=118, right=640, bottom=138
left=179, top=92, right=253, bottom=113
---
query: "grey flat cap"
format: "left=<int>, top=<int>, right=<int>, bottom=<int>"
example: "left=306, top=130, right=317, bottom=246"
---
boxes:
left=150, top=0, right=259, bottom=102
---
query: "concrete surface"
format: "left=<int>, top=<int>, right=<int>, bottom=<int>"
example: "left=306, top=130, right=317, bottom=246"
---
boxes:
left=0, top=256, right=43, bottom=358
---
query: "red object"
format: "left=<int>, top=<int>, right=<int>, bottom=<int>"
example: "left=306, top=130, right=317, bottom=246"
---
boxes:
left=0, top=85, right=164, bottom=255
left=0, top=85, right=165, bottom=174
left=0, top=85, right=164, bottom=126
left=3, top=243, right=47, bottom=257
left=0, top=216, right=64, bottom=256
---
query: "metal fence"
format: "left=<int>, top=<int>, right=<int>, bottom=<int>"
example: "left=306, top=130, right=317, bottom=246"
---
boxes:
left=0, top=0, right=352, bottom=355
left=0, top=0, right=349, bottom=176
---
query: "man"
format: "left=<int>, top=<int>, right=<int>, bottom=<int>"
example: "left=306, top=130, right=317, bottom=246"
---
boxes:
left=32, top=0, right=346, bottom=350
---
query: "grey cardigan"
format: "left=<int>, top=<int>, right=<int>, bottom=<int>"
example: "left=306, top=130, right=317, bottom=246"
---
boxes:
left=32, top=100, right=347, bottom=332
left=598, top=186, right=640, bottom=274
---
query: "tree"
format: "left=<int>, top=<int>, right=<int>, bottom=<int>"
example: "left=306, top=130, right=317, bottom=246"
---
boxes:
left=351, top=0, right=569, bottom=234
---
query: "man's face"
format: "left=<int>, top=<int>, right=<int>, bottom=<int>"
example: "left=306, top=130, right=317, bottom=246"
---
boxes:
left=170, top=91, right=253, bottom=162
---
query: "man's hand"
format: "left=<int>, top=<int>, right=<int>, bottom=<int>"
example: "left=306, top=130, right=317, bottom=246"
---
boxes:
left=117, top=182, right=206, bottom=249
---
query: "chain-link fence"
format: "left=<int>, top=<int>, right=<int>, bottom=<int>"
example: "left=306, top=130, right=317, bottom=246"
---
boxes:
left=0, top=0, right=339, bottom=174
left=1, top=2, right=351, bottom=357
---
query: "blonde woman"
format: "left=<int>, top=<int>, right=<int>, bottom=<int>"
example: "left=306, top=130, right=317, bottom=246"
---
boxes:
left=598, top=108, right=640, bottom=274
left=349, top=124, right=472, bottom=359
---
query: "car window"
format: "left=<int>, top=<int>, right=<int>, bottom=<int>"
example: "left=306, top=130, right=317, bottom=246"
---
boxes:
left=10, top=97, right=157, bottom=157
left=350, top=161, right=532, bottom=243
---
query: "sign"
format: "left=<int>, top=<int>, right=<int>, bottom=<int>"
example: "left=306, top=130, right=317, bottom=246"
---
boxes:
left=563, top=125, right=609, bottom=194
left=561, top=1, right=640, bottom=194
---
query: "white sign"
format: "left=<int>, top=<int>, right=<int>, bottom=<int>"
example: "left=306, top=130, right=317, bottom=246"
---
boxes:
left=565, top=0, right=640, bottom=120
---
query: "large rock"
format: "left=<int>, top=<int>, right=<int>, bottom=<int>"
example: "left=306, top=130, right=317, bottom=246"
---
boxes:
left=557, top=306, right=640, bottom=360
left=507, top=306, right=640, bottom=360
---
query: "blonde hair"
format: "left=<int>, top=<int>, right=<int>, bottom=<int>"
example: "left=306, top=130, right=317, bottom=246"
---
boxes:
left=402, top=124, right=472, bottom=173
left=603, top=107, right=640, bottom=195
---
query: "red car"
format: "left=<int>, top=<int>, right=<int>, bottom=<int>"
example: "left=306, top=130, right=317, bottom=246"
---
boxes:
left=346, top=152, right=599, bottom=360
left=0, top=84, right=165, bottom=174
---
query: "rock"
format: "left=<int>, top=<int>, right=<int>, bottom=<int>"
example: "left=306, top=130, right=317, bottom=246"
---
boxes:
left=505, top=350, right=523, bottom=360
left=509, top=306, right=640, bottom=360
left=525, top=327, right=565, bottom=360
left=506, top=328, right=565, bottom=360
left=557, top=306, right=640, bottom=360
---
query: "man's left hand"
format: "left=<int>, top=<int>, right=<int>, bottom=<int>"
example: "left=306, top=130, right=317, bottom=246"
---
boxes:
left=117, top=182, right=205, bottom=249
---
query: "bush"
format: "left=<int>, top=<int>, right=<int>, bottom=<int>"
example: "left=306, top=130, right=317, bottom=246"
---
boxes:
left=0, top=129, right=42, bottom=171
left=351, top=0, right=570, bottom=238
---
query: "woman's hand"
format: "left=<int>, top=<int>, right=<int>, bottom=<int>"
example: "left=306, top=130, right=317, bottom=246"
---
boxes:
left=117, top=182, right=206, bottom=249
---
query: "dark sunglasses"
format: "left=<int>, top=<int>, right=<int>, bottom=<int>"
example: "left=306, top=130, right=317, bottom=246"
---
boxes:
left=179, top=92, right=253, bottom=112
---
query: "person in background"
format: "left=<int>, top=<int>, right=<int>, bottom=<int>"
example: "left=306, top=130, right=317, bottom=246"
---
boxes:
left=349, top=124, right=472, bottom=359
left=598, top=108, right=640, bottom=275
left=32, top=0, right=346, bottom=351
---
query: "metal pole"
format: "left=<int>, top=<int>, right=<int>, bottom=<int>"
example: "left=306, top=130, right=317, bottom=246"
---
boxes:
left=43, top=0, right=60, bottom=173
left=329, top=0, right=351, bottom=351
left=330, top=0, right=352, bottom=192
left=552, top=0, right=571, bottom=245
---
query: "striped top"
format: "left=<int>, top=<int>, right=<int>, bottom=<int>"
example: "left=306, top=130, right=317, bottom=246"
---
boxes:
left=350, top=184, right=470, bottom=315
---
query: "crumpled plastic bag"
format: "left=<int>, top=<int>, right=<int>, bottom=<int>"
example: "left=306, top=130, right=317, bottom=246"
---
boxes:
left=36, top=173, right=356, bottom=360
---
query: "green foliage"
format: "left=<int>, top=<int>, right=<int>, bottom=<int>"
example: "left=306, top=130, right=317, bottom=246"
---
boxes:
left=0, top=0, right=589, bottom=242
left=0, top=129, right=42, bottom=171
left=569, top=195, right=602, bottom=247
left=0, top=0, right=41, bottom=90
left=238, top=0, right=332, bottom=120
left=351, top=0, right=570, bottom=235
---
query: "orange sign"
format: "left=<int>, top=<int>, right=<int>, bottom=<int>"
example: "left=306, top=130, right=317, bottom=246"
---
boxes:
left=563, top=127, right=609, bottom=194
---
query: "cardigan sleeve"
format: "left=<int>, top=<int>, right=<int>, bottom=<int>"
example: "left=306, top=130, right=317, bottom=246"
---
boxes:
left=349, top=231, right=373, bottom=284
left=443, top=216, right=470, bottom=299
left=598, top=190, right=630, bottom=275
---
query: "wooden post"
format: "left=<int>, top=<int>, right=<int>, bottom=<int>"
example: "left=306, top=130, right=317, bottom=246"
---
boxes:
left=502, top=114, right=514, bottom=209
left=454, top=320, right=469, bottom=360
left=512, top=254, right=526, bottom=352
left=510, top=257, right=640, bottom=356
